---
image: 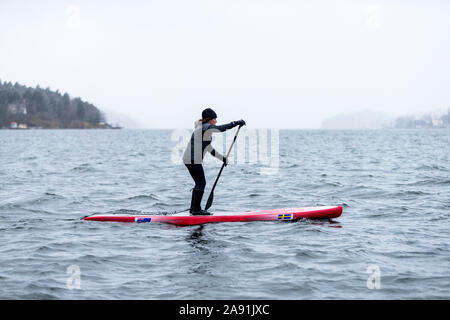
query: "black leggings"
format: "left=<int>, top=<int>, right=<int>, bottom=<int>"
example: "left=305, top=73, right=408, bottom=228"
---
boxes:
left=185, top=164, right=206, bottom=192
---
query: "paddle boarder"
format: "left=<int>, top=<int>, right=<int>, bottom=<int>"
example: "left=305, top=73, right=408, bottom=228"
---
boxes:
left=183, top=108, right=245, bottom=215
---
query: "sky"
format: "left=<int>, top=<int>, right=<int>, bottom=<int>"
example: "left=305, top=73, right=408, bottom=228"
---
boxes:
left=1, top=0, right=449, bottom=128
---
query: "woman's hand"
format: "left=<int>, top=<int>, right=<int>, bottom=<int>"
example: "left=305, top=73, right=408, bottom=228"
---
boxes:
left=233, top=120, right=246, bottom=127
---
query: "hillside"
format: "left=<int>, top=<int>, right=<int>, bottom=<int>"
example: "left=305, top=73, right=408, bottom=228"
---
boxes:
left=0, top=80, right=112, bottom=129
left=321, top=111, right=392, bottom=129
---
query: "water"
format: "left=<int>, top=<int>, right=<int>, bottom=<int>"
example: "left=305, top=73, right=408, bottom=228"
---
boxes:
left=0, top=129, right=449, bottom=299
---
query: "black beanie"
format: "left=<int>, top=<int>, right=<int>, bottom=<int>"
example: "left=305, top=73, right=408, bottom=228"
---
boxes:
left=202, top=108, right=217, bottom=120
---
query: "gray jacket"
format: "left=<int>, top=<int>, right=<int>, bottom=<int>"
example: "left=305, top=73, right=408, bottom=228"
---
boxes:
left=182, top=120, right=238, bottom=164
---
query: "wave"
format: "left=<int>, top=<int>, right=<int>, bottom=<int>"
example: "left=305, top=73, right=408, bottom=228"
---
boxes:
left=70, top=163, right=97, bottom=172
left=415, top=164, right=448, bottom=171
left=126, top=194, right=159, bottom=201
left=105, top=208, right=142, bottom=215
left=248, top=193, right=261, bottom=197
left=390, top=190, right=429, bottom=197
left=407, top=179, right=450, bottom=186
left=0, top=192, right=66, bottom=210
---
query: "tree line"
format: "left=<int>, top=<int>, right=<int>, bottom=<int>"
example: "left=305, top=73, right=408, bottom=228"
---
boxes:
left=0, top=80, right=106, bottom=128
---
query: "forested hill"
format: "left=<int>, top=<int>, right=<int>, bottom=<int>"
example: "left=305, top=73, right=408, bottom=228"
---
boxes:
left=0, top=80, right=110, bottom=129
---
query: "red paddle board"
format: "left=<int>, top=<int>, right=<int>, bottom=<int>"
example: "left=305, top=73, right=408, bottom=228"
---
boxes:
left=83, top=206, right=342, bottom=226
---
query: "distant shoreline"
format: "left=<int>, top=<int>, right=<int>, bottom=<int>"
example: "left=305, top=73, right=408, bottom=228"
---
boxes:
left=1, top=80, right=123, bottom=130
left=1, top=127, right=123, bottom=130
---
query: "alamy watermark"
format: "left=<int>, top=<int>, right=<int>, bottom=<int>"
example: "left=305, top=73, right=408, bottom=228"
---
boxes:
left=66, top=5, right=81, bottom=30
left=366, top=264, right=381, bottom=290
left=66, top=265, right=81, bottom=290
left=171, top=128, right=279, bottom=175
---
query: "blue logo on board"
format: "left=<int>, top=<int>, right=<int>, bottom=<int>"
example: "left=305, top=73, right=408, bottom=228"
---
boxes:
left=135, top=217, right=152, bottom=223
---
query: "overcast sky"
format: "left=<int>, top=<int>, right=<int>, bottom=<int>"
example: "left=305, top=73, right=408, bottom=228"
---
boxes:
left=1, top=0, right=449, bottom=128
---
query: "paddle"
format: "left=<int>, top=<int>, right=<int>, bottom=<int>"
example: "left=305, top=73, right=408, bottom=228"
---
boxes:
left=205, top=125, right=243, bottom=211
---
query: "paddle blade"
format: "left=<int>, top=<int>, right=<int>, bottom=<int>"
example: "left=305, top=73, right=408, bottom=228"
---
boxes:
left=205, top=192, right=214, bottom=210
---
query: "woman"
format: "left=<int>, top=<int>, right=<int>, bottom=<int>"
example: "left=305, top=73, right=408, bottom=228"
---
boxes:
left=183, top=108, right=245, bottom=215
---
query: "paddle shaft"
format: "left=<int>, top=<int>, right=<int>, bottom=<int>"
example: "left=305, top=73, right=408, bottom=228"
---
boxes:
left=205, top=125, right=243, bottom=210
